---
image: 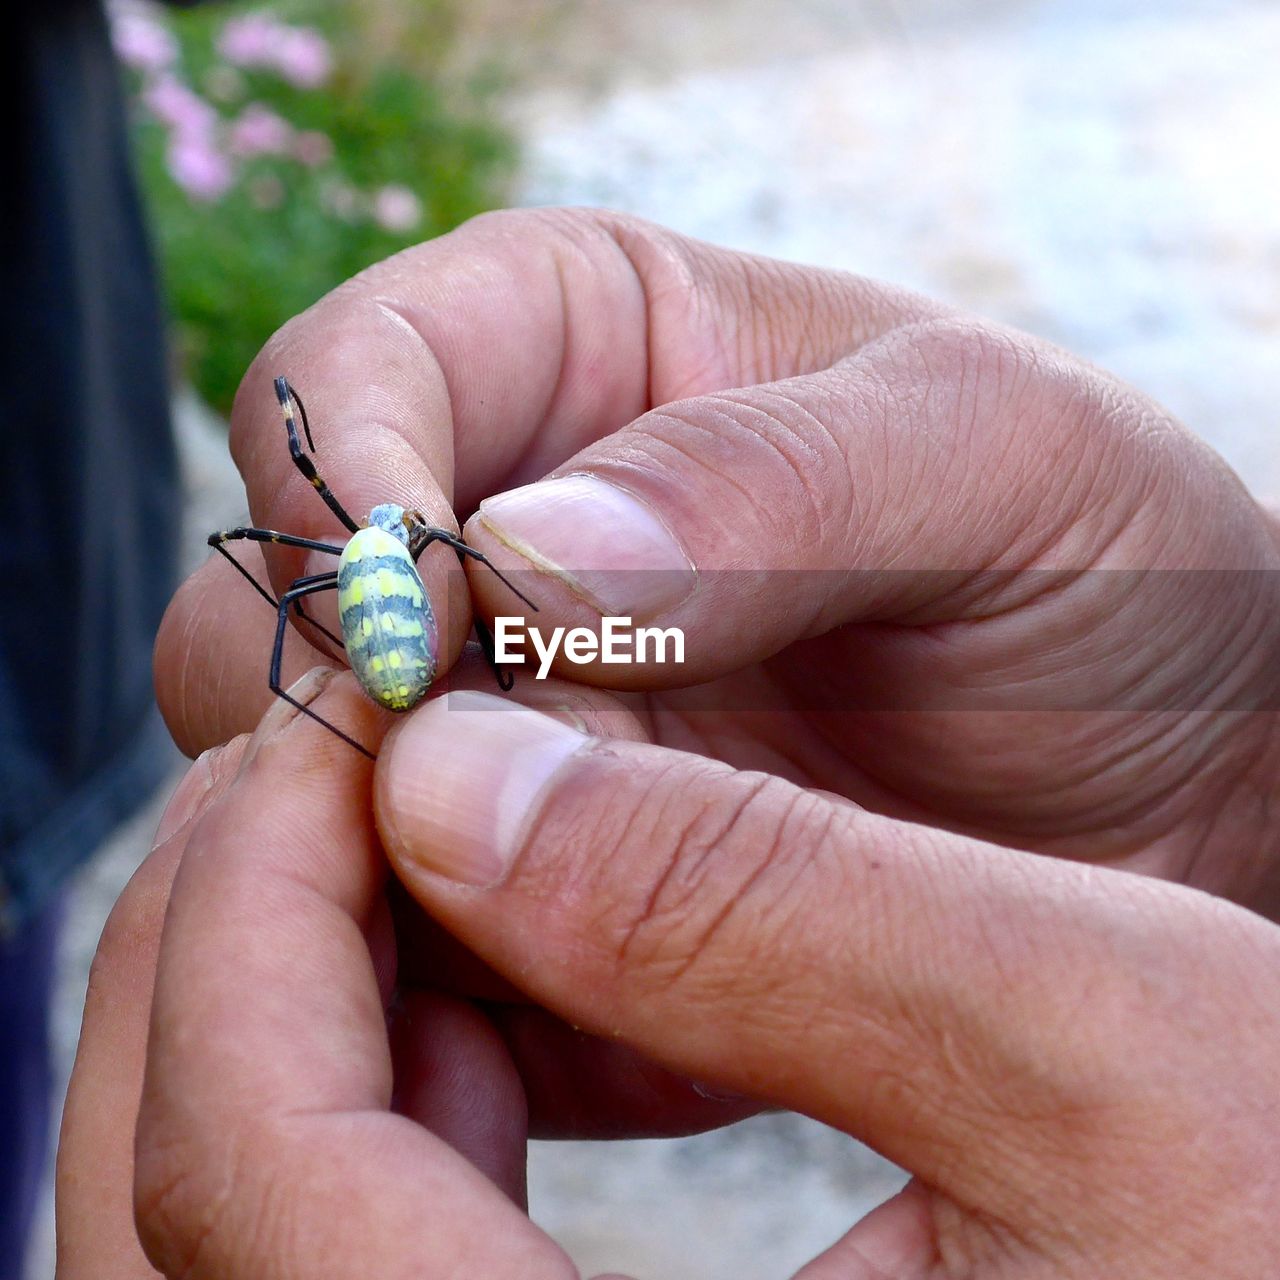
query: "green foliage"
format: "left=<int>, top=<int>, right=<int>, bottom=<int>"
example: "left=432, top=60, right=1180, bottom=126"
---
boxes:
left=121, top=1, right=518, bottom=415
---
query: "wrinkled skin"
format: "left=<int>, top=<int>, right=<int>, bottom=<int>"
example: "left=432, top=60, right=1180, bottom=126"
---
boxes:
left=56, top=210, right=1280, bottom=1280
left=154, top=207, right=1280, bottom=911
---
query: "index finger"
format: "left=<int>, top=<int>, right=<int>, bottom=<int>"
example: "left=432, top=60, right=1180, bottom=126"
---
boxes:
left=165, top=209, right=939, bottom=748
left=133, top=674, right=575, bottom=1279
left=230, top=206, right=940, bottom=586
left=238, top=207, right=931, bottom=527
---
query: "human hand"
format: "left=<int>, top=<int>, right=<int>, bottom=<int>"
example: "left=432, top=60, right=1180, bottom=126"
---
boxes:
left=154, top=208, right=1280, bottom=920
left=57, top=676, right=1280, bottom=1278
left=55, top=668, right=744, bottom=1280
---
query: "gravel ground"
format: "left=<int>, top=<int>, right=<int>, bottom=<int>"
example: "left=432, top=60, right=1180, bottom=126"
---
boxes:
left=28, top=1, right=1280, bottom=1276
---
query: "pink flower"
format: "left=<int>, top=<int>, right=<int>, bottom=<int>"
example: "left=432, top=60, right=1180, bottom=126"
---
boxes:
left=228, top=103, right=293, bottom=157
left=143, top=76, right=217, bottom=139
left=372, top=185, right=423, bottom=233
left=217, top=13, right=331, bottom=88
left=167, top=134, right=234, bottom=201
left=293, top=130, right=334, bottom=167
left=216, top=14, right=278, bottom=67
left=274, top=28, right=332, bottom=89
left=111, top=9, right=178, bottom=73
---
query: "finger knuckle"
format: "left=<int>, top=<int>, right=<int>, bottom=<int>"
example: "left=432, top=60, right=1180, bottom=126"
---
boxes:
left=451, top=204, right=558, bottom=245
left=873, top=314, right=1127, bottom=453
left=136, top=1117, right=292, bottom=1280
left=722, top=253, right=835, bottom=381
left=600, top=767, right=834, bottom=1000
left=134, top=1126, right=238, bottom=1279
left=455, top=203, right=640, bottom=255
left=891, top=316, right=1036, bottom=419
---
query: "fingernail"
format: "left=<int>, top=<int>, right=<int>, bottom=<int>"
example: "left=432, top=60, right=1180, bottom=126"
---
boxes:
left=153, top=750, right=217, bottom=847
left=241, top=665, right=337, bottom=769
left=478, top=474, right=697, bottom=620
left=378, top=690, right=587, bottom=887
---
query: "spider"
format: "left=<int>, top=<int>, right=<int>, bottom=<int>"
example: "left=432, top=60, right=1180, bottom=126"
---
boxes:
left=208, top=376, right=536, bottom=759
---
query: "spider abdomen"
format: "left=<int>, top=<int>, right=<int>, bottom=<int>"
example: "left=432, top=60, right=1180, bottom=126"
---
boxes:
left=337, top=527, right=438, bottom=711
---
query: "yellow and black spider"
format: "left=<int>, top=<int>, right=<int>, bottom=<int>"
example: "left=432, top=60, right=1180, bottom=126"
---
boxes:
left=208, top=376, right=535, bottom=758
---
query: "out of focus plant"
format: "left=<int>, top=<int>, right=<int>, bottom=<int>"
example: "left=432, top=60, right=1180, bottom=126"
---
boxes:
left=110, top=0, right=518, bottom=415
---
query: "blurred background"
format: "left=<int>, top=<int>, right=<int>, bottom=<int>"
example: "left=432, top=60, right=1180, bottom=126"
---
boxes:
left=27, top=0, right=1280, bottom=1275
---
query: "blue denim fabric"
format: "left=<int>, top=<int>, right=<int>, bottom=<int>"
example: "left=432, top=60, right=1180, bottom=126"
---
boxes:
left=1, top=0, right=188, bottom=1273
left=0, top=713, right=178, bottom=937
left=0, top=894, right=62, bottom=1280
left=1, top=0, right=180, bottom=932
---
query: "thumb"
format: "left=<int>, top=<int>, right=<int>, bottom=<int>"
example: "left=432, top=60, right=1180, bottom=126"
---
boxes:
left=462, top=318, right=1252, bottom=688
left=375, top=693, right=1280, bottom=1272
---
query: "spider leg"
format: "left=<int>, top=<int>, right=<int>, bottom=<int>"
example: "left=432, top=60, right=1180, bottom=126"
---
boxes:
left=282, top=578, right=345, bottom=660
left=473, top=615, right=516, bottom=691
left=209, top=527, right=346, bottom=556
left=411, top=527, right=537, bottom=691
left=210, top=528, right=346, bottom=651
left=275, top=376, right=361, bottom=535
left=270, top=575, right=374, bottom=760
left=284, top=572, right=347, bottom=655
left=413, top=527, right=540, bottom=612
left=290, top=599, right=344, bottom=654
left=210, top=538, right=277, bottom=609
left=209, top=538, right=345, bottom=653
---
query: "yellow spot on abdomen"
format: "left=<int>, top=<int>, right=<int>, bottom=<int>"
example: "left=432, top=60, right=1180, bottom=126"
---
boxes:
left=338, top=526, right=435, bottom=711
